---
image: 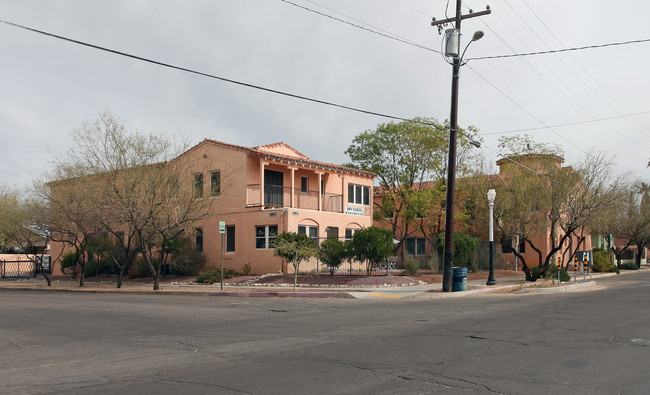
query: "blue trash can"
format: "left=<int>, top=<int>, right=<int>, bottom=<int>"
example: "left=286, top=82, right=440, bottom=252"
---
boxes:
left=452, top=267, right=468, bottom=292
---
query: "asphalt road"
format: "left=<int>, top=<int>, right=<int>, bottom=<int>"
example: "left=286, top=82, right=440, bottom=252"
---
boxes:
left=1, top=272, right=649, bottom=394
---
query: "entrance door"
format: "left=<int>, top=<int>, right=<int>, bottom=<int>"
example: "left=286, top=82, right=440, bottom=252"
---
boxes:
left=264, top=169, right=284, bottom=207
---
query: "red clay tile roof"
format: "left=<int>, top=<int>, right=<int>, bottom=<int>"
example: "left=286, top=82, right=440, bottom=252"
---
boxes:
left=185, top=138, right=375, bottom=177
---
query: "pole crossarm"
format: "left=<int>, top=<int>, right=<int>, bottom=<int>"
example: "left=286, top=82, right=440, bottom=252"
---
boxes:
left=431, top=9, right=491, bottom=27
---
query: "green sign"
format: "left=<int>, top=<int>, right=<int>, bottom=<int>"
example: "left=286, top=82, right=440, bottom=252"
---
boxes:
left=219, top=221, right=226, bottom=234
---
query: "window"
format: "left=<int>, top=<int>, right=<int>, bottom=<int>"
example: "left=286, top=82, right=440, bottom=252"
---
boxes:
left=255, top=225, right=278, bottom=249
left=348, top=184, right=370, bottom=205
left=210, top=170, right=221, bottom=197
left=406, top=237, right=426, bottom=256
left=326, top=227, right=339, bottom=239
left=321, top=179, right=325, bottom=196
left=226, top=226, right=235, bottom=252
left=345, top=228, right=360, bottom=242
left=195, top=227, right=203, bottom=253
left=298, top=225, right=319, bottom=246
left=301, top=176, right=308, bottom=193
left=193, top=173, right=204, bottom=199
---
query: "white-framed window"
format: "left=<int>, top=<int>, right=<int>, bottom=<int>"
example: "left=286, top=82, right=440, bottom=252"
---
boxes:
left=345, top=228, right=360, bottom=242
left=298, top=225, right=319, bottom=246
left=255, top=225, right=278, bottom=249
left=210, top=170, right=221, bottom=197
left=348, top=184, right=370, bottom=205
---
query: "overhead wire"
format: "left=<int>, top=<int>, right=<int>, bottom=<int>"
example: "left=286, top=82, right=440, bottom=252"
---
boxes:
left=280, top=0, right=441, bottom=53
left=0, top=19, right=427, bottom=125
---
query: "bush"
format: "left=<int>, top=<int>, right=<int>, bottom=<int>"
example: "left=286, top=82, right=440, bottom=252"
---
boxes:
left=196, top=265, right=240, bottom=284
left=170, top=245, right=205, bottom=275
left=620, top=262, right=639, bottom=271
left=435, top=232, right=479, bottom=268
left=319, top=239, right=347, bottom=276
left=241, top=262, right=252, bottom=276
left=129, top=257, right=150, bottom=278
left=84, top=260, right=98, bottom=278
left=535, top=264, right=570, bottom=282
left=60, top=251, right=77, bottom=272
left=592, top=250, right=616, bottom=273
left=403, top=257, right=420, bottom=276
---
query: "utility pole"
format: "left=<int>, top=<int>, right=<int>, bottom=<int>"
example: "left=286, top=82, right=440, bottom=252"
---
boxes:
left=432, top=3, right=490, bottom=292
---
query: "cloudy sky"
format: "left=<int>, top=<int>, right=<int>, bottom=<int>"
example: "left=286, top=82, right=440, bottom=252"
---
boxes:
left=2, top=0, right=649, bottom=188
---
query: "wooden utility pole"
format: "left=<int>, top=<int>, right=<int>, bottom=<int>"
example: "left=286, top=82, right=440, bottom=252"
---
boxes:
left=432, top=3, right=491, bottom=292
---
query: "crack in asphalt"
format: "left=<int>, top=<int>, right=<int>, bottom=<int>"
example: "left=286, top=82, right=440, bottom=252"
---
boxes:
left=399, top=370, right=506, bottom=394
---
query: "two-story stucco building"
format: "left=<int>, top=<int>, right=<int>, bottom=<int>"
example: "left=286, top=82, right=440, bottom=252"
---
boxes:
left=182, top=139, right=376, bottom=274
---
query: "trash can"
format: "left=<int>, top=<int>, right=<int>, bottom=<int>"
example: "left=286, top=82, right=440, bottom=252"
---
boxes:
left=452, top=267, right=468, bottom=292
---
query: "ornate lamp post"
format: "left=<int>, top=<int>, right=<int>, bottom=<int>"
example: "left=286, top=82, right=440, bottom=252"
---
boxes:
left=486, top=189, right=497, bottom=286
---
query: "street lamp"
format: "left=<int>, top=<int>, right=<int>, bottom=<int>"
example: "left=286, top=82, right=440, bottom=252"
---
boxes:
left=440, top=26, right=485, bottom=292
left=486, top=189, right=497, bottom=286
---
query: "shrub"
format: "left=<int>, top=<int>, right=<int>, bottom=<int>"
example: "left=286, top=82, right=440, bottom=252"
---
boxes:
left=170, top=245, right=205, bottom=275
left=129, top=257, right=150, bottom=278
left=196, top=265, right=240, bottom=284
left=592, top=250, right=616, bottom=273
left=60, top=251, right=77, bottom=272
left=403, top=257, right=420, bottom=276
left=620, top=262, right=639, bottom=271
left=535, top=264, right=570, bottom=282
left=435, top=232, right=479, bottom=268
left=241, top=262, right=252, bottom=276
left=84, top=260, right=98, bottom=278
left=319, top=238, right=347, bottom=276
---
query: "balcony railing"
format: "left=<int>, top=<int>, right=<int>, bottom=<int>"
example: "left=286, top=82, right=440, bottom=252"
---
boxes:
left=247, top=184, right=343, bottom=213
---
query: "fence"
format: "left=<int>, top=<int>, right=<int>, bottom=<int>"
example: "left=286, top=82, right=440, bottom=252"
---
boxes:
left=0, top=256, right=51, bottom=279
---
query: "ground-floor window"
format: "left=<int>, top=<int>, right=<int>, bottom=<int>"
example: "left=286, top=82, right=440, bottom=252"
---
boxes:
left=256, top=225, right=278, bottom=249
left=298, top=225, right=319, bottom=246
left=326, top=227, right=339, bottom=239
left=226, top=225, right=235, bottom=252
left=345, top=228, right=360, bottom=242
left=406, top=237, right=426, bottom=256
left=195, top=227, right=203, bottom=253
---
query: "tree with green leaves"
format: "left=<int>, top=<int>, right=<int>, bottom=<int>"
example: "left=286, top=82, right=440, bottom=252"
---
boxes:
left=274, top=232, right=319, bottom=290
left=318, top=238, right=348, bottom=276
left=346, top=117, right=481, bottom=259
left=349, top=226, right=394, bottom=275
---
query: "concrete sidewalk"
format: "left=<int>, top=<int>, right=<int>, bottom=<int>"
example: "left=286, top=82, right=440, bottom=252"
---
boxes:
left=0, top=271, right=615, bottom=299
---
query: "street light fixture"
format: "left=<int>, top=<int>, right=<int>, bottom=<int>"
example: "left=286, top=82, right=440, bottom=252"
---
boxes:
left=440, top=27, right=486, bottom=292
left=486, top=189, right=497, bottom=286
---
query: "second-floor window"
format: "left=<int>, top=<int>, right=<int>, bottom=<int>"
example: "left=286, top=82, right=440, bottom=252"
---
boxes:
left=194, top=173, right=204, bottom=199
left=210, top=170, right=221, bottom=197
left=348, top=184, right=370, bottom=205
left=301, top=176, right=308, bottom=193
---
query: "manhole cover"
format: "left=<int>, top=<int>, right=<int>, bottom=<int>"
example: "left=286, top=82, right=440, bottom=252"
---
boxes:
left=631, top=338, right=650, bottom=346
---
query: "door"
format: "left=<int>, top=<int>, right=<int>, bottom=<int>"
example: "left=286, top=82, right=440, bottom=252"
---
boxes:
left=264, top=169, right=284, bottom=207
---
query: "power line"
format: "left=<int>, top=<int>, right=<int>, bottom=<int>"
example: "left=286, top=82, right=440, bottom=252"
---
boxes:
left=479, top=110, right=650, bottom=136
left=467, top=37, right=650, bottom=60
left=280, top=0, right=441, bottom=53
left=0, top=18, right=423, bottom=125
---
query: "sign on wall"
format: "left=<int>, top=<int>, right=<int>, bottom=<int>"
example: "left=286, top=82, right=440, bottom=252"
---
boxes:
left=345, top=206, right=364, bottom=216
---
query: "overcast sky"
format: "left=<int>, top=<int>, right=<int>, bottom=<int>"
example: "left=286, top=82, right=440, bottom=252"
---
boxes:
left=2, top=0, right=649, bottom=188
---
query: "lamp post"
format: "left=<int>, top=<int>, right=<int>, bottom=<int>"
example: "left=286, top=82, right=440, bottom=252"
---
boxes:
left=486, top=189, right=497, bottom=286
left=440, top=23, right=485, bottom=292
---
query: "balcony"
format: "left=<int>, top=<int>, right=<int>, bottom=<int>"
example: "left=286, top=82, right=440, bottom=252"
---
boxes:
left=247, top=184, right=342, bottom=213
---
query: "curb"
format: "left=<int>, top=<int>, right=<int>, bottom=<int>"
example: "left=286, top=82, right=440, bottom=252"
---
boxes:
left=515, top=281, right=596, bottom=294
left=206, top=291, right=354, bottom=298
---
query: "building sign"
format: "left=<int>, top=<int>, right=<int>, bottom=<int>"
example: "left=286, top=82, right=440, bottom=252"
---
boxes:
left=345, top=206, right=365, bottom=216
